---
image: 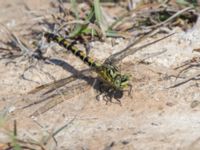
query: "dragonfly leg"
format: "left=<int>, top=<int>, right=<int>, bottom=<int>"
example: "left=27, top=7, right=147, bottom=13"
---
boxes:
left=95, top=81, right=108, bottom=98
left=122, top=84, right=133, bottom=98
left=95, top=81, right=124, bottom=105
left=103, top=89, right=122, bottom=106
left=127, top=84, right=133, bottom=97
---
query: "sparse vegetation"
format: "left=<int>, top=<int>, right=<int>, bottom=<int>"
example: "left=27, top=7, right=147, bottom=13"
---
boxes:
left=0, top=0, right=199, bottom=149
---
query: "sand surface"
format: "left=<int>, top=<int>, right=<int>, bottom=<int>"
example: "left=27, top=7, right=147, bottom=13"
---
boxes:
left=0, top=1, right=200, bottom=150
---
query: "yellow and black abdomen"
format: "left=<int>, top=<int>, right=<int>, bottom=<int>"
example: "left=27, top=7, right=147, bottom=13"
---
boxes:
left=44, top=32, right=99, bottom=68
left=44, top=32, right=130, bottom=90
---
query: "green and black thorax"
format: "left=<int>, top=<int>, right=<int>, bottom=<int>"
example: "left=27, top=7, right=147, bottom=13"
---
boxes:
left=44, top=32, right=130, bottom=90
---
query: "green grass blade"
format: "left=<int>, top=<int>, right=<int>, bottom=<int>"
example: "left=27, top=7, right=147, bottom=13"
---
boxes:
left=176, top=0, right=198, bottom=6
left=94, top=0, right=108, bottom=34
left=69, top=6, right=95, bottom=38
left=70, top=0, right=79, bottom=19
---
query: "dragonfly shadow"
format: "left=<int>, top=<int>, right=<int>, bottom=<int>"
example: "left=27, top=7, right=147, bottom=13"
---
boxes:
left=94, top=80, right=124, bottom=104
left=43, top=57, right=94, bottom=92
left=47, top=58, right=87, bottom=76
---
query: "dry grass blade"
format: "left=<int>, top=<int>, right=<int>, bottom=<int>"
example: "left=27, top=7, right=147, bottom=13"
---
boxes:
left=168, top=55, right=200, bottom=88
left=145, top=6, right=195, bottom=29
left=0, top=120, right=46, bottom=150
left=43, top=116, right=77, bottom=146
left=0, top=24, right=31, bottom=56
left=193, top=48, right=200, bottom=53
left=169, top=71, right=200, bottom=88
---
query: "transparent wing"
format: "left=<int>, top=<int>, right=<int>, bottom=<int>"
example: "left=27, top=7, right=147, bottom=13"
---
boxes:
left=28, top=69, right=93, bottom=95
left=24, top=69, right=95, bottom=116
left=104, top=33, right=175, bottom=65
left=30, top=81, right=91, bottom=117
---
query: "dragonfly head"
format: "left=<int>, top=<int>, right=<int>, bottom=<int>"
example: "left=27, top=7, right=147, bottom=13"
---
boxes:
left=114, top=74, right=130, bottom=90
left=97, top=64, right=131, bottom=90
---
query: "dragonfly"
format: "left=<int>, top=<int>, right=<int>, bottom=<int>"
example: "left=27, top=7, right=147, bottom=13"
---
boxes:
left=25, top=31, right=174, bottom=116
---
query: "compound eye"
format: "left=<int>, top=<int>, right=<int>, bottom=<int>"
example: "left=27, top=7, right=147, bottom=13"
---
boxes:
left=114, top=79, right=121, bottom=87
left=121, top=75, right=129, bottom=82
left=114, top=75, right=122, bottom=87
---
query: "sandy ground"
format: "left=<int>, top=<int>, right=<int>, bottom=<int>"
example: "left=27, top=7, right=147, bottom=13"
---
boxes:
left=0, top=0, right=200, bottom=150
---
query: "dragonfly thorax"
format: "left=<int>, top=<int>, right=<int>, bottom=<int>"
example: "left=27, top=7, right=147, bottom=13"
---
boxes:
left=97, top=64, right=130, bottom=90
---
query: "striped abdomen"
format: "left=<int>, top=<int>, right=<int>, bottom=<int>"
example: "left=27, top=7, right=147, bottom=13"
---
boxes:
left=44, top=32, right=130, bottom=90
left=44, top=32, right=100, bottom=68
